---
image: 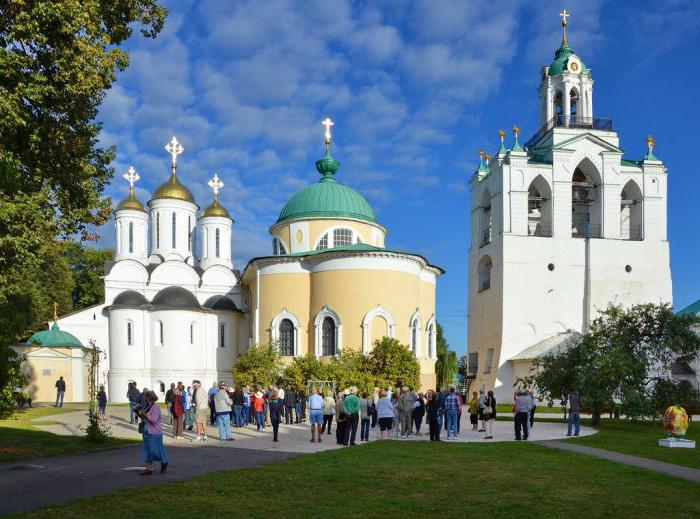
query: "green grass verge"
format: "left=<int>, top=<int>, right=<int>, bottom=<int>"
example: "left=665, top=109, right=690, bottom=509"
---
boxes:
left=18, top=440, right=700, bottom=518
left=569, top=419, right=700, bottom=469
left=495, top=403, right=564, bottom=414
left=0, top=407, right=136, bottom=462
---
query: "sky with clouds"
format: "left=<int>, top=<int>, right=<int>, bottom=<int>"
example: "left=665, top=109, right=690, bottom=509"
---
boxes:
left=96, top=0, right=700, bottom=355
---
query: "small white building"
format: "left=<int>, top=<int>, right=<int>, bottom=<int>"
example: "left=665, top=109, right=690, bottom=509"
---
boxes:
left=467, top=15, right=672, bottom=402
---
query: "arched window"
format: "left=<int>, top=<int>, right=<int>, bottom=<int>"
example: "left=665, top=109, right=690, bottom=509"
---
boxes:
left=219, top=323, right=226, bottom=348
left=128, top=222, right=134, bottom=253
left=279, top=319, right=295, bottom=356
left=126, top=321, right=133, bottom=346
left=478, top=255, right=492, bottom=292
left=322, top=317, right=336, bottom=356
left=571, top=160, right=602, bottom=238
left=316, top=233, right=329, bottom=250
left=171, top=212, right=177, bottom=248
left=480, top=189, right=491, bottom=247
left=411, top=320, right=419, bottom=356
left=333, top=228, right=353, bottom=247
left=621, top=180, right=643, bottom=240
left=528, top=176, right=552, bottom=237
left=272, top=237, right=287, bottom=255
left=156, top=320, right=163, bottom=346
left=156, top=213, right=160, bottom=248
left=569, top=87, right=579, bottom=122
left=215, top=228, right=220, bottom=258
left=553, top=90, right=563, bottom=118
left=427, top=323, right=435, bottom=359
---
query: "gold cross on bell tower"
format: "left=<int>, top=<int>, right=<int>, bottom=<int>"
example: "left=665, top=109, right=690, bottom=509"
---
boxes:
left=322, top=117, right=334, bottom=146
left=560, top=9, right=570, bottom=46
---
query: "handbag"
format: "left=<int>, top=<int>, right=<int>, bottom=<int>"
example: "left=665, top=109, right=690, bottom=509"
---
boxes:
left=483, top=398, right=493, bottom=416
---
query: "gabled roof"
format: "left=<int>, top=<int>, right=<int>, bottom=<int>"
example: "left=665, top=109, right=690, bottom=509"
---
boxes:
left=551, top=132, right=623, bottom=154
left=509, top=331, right=581, bottom=361
left=677, top=299, right=700, bottom=316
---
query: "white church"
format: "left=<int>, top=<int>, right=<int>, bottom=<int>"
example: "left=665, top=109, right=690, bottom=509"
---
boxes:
left=467, top=12, right=672, bottom=401
left=54, top=138, right=248, bottom=401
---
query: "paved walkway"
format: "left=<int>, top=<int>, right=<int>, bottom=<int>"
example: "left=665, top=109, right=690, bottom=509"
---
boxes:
left=0, top=445, right=296, bottom=515
left=539, top=440, right=700, bottom=484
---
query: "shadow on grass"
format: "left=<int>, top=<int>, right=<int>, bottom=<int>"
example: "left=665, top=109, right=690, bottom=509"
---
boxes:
left=0, top=426, right=137, bottom=463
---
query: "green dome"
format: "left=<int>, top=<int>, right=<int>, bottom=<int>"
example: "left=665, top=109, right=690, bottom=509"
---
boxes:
left=24, top=323, right=83, bottom=348
left=548, top=45, right=587, bottom=77
left=276, top=146, right=375, bottom=223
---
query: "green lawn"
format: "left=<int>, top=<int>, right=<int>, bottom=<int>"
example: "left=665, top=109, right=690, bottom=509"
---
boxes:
left=18, top=441, right=700, bottom=518
left=0, top=407, right=135, bottom=462
left=495, top=403, right=564, bottom=414
left=570, top=419, right=700, bottom=469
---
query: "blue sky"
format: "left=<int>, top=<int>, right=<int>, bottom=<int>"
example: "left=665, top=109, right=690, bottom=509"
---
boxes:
left=95, top=0, right=700, bottom=356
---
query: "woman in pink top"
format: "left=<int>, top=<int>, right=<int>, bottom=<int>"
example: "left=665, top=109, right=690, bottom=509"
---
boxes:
left=136, top=390, right=169, bottom=475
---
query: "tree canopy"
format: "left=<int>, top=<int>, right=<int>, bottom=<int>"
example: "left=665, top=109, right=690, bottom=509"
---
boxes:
left=435, top=323, right=457, bottom=389
left=521, top=304, right=700, bottom=422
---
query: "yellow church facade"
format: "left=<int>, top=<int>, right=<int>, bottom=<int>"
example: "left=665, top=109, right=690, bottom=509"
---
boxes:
left=243, top=121, right=442, bottom=389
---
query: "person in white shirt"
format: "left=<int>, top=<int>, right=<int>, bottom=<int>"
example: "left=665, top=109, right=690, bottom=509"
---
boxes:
left=308, top=386, right=325, bottom=443
left=277, top=385, right=286, bottom=420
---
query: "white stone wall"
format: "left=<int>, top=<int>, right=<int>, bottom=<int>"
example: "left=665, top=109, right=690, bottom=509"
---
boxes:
left=200, top=216, right=233, bottom=269
left=114, top=209, right=149, bottom=264
left=148, top=198, right=198, bottom=264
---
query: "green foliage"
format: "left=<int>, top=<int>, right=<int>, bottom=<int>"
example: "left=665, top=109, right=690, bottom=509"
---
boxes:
left=83, top=341, right=109, bottom=442
left=63, top=240, right=113, bottom=309
left=524, top=304, right=700, bottom=421
left=434, top=323, right=457, bottom=389
left=651, top=379, right=698, bottom=415
left=238, top=338, right=421, bottom=394
left=232, top=344, right=283, bottom=387
left=0, top=345, right=27, bottom=417
left=369, top=337, right=421, bottom=391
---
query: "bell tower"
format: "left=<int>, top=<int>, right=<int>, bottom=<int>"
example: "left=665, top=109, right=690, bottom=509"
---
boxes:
left=539, top=9, right=594, bottom=126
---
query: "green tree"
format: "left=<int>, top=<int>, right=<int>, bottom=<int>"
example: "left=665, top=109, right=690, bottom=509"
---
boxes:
left=369, top=337, right=421, bottom=391
left=283, top=355, right=330, bottom=390
left=0, top=346, right=26, bottom=417
left=435, top=323, right=457, bottom=389
left=0, top=1, right=166, bottom=409
left=63, top=240, right=113, bottom=310
left=232, top=344, right=282, bottom=388
left=525, top=304, right=700, bottom=425
left=331, top=349, right=376, bottom=394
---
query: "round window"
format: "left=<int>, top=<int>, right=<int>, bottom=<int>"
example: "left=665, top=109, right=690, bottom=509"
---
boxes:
left=548, top=263, right=555, bottom=271
left=625, top=265, right=632, bottom=273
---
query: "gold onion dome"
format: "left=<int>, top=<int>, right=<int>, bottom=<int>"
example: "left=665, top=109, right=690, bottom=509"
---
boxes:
left=151, top=174, right=195, bottom=203
left=202, top=173, right=230, bottom=218
left=150, top=136, right=196, bottom=204
left=202, top=198, right=230, bottom=218
left=116, top=166, right=146, bottom=212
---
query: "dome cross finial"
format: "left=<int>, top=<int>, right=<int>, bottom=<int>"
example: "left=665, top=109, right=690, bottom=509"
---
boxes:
left=560, top=9, right=570, bottom=46
left=208, top=173, right=224, bottom=201
left=165, top=136, right=184, bottom=174
left=322, top=117, right=334, bottom=146
left=123, top=166, right=140, bottom=194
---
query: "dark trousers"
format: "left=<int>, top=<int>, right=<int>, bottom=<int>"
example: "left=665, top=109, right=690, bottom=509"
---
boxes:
left=285, top=406, right=294, bottom=424
left=515, top=412, right=529, bottom=440
left=209, top=400, right=216, bottom=425
left=413, top=413, right=423, bottom=433
left=343, top=413, right=359, bottom=445
left=360, top=418, right=370, bottom=441
left=272, top=420, right=280, bottom=441
left=429, top=417, right=439, bottom=440
left=322, top=414, right=333, bottom=434
left=530, top=408, right=536, bottom=428
left=336, top=419, right=346, bottom=444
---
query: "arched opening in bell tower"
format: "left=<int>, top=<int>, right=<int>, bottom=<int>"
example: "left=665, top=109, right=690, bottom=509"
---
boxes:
left=479, top=188, right=492, bottom=247
left=569, top=87, right=579, bottom=123
left=527, top=176, right=552, bottom=237
left=620, top=180, right=643, bottom=240
left=571, top=159, right=602, bottom=238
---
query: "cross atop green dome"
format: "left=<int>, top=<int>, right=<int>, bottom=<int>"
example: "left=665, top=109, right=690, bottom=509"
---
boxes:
left=276, top=119, right=376, bottom=224
left=24, top=322, right=84, bottom=348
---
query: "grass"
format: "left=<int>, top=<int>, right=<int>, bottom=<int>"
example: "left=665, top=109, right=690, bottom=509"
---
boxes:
left=570, top=419, right=700, bottom=469
left=17, top=440, right=700, bottom=518
left=0, top=406, right=135, bottom=462
left=495, top=403, right=564, bottom=414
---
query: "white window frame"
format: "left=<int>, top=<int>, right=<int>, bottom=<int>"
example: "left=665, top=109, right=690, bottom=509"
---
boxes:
left=313, top=305, right=342, bottom=357
left=312, top=226, right=363, bottom=250
left=270, top=309, right=302, bottom=357
left=361, top=305, right=396, bottom=354
left=408, top=309, right=421, bottom=358
left=272, top=236, right=289, bottom=256
left=425, top=315, right=437, bottom=361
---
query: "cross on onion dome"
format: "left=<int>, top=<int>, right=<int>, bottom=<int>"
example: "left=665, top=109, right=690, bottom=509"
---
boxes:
left=208, top=173, right=224, bottom=200
left=322, top=117, right=334, bottom=144
left=123, top=166, right=140, bottom=190
left=165, top=136, right=184, bottom=166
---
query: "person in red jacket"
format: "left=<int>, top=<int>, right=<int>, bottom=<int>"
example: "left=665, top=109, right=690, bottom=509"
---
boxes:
left=172, top=387, right=184, bottom=439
